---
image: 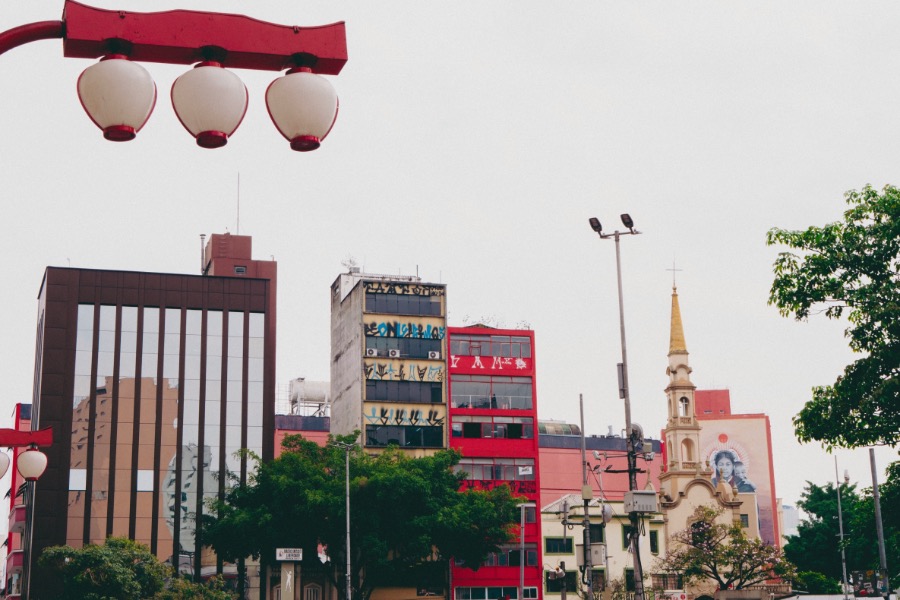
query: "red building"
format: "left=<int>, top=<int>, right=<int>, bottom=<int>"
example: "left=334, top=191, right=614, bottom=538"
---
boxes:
left=4, top=403, right=32, bottom=599
left=447, top=326, right=542, bottom=600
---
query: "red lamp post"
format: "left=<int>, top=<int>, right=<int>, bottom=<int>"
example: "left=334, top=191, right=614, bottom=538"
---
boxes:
left=0, top=1, right=348, bottom=150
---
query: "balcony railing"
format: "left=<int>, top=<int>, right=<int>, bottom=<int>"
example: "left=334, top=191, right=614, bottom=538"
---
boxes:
left=8, top=504, right=25, bottom=534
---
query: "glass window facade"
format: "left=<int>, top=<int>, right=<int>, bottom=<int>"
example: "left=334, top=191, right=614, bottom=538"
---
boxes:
left=450, top=375, right=533, bottom=410
left=451, top=416, right=534, bottom=439
left=365, top=293, right=442, bottom=316
left=65, top=302, right=266, bottom=571
left=449, top=334, right=531, bottom=358
left=453, top=458, right=535, bottom=482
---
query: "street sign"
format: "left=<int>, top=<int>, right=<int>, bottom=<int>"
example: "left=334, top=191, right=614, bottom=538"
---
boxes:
left=276, top=548, right=303, bottom=561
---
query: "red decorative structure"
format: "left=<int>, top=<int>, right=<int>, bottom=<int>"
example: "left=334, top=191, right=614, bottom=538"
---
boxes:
left=0, top=1, right=348, bottom=150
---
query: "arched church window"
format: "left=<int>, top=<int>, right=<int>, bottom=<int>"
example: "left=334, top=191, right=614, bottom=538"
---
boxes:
left=679, top=396, right=690, bottom=417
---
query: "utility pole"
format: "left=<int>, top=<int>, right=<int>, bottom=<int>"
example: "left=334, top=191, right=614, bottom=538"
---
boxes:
left=869, top=449, right=891, bottom=600
left=580, top=394, right=593, bottom=595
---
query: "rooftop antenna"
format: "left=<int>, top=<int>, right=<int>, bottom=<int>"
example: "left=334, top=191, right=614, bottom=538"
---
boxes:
left=199, top=234, right=206, bottom=274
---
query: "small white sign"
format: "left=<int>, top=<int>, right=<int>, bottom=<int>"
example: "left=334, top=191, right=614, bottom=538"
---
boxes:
left=276, top=548, right=303, bottom=561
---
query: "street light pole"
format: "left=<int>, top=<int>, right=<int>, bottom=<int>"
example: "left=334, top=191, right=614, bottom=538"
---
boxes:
left=334, top=442, right=354, bottom=600
left=589, top=215, right=645, bottom=600
left=519, top=502, right=536, bottom=600
left=835, top=457, right=849, bottom=600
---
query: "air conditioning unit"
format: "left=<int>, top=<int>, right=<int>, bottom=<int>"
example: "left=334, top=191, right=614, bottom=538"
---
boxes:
left=365, top=348, right=378, bottom=357
left=388, top=349, right=401, bottom=358
left=428, top=350, right=441, bottom=360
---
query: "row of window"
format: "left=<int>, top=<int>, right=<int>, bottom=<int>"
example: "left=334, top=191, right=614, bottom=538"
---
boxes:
left=453, top=458, right=535, bottom=482
left=365, top=337, right=442, bottom=357
left=544, top=570, right=682, bottom=595
left=365, top=425, right=443, bottom=448
left=365, top=381, right=443, bottom=403
left=544, top=529, right=659, bottom=554
left=454, top=587, right=538, bottom=600
left=450, top=375, right=533, bottom=410
left=451, top=416, right=534, bottom=440
left=455, top=543, right=538, bottom=569
left=449, top=334, right=532, bottom=358
left=365, top=293, right=442, bottom=316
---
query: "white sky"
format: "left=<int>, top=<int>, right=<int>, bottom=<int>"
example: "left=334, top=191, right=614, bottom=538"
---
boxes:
left=0, top=1, right=896, bottom=512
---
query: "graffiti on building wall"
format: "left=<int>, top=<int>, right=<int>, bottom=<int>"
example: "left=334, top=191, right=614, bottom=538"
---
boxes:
left=365, top=405, right=445, bottom=426
left=449, top=355, right=531, bottom=372
left=365, top=360, right=445, bottom=382
left=363, top=281, right=445, bottom=297
left=460, top=479, right=537, bottom=495
left=364, top=320, right=446, bottom=340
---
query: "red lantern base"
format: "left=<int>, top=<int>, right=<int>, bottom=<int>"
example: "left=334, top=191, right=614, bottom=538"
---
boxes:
left=103, top=125, right=136, bottom=142
left=197, top=130, right=228, bottom=149
left=290, top=135, right=320, bottom=152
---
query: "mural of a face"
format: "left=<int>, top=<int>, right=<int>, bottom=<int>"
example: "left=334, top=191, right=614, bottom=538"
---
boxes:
left=715, top=453, right=734, bottom=480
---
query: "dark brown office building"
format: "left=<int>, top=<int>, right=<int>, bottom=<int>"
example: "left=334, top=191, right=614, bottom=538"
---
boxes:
left=24, top=234, right=276, bottom=599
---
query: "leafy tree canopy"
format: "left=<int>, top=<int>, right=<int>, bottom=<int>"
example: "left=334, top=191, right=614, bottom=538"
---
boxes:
left=767, top=184, right=900, bottom=448
left=785, top=466, right=900, bottom=588
left=202, top=433, right=522, bottom=600
left=654, top=506, right=796, bottom=590
left=795, top=571, right=841, bottom=595
left=38, top=537, right=235, bottom=600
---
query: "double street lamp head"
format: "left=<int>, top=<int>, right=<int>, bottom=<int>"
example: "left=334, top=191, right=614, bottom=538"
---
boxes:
left=588, top=214, right=638, bottom=236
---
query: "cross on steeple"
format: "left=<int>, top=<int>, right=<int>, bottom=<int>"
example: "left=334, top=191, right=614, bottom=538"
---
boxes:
left=666, top=261, right=683, bottom=289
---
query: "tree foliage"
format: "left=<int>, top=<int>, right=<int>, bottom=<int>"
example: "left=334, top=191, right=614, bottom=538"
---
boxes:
left=794, top=571, right=841, bottom=595
left=654, top=506, right=796, bottom=590
left=38, top=537, right=235, bottom=600
left=766, top=184, right=900, bottom=448
left=201, top=433, right=521, bottom=600
left=785, top=466, right=900, bottom=588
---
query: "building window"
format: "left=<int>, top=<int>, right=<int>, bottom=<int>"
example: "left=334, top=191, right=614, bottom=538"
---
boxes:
left=650, top=530, right=659, bottom=554
left=365, top=292, right=442, bottom=316
left=740, top=513, right=750, bottom=528
left=365, top=336, right=442, bottom=358
left=625, top=569, right=636, bottom=592
left=456, top=544, right=537, bottom=569
left=589, top=523, right=605, bottom=544
left=234, top=266, right=247, bottom=274
left=69, top=468, right=87, bottom=491
left=449, top=334, right=532, bottom=358
left=365, top=425, right=443, bottom=448
left=652, top=574, right=684, bottom=590
left=450, top=375, right=533, bottom=410
left=365, top=380, right=442, bottom=404
left=451, top=416, right=534, bottom=439
left=679, top=396, right=690, bottom=416
left=545, top=537, right=573, bottom=554
left=136, top=470, right=155, bottom=492
left=454, top=458, right=535, bottom=482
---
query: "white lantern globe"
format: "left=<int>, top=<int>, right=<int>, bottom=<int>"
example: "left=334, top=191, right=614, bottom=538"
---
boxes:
left=77, top=55, right=157, bottom=142
left=172, top=62, right=248, bottom=149
left=266, top=68, right=338, bottom=152
left=17, top=447, right=47, bottom=482
left=0, top=452, right=9, bottom=479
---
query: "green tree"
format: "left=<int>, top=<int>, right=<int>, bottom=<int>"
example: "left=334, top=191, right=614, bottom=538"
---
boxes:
left=201, top=433, right=522, bottom=600
left=654, top=506, right=796, bottom=590
left=38, top=537, right=233, bottom=600
left=784, top=481, right=862, bottom=581
left=794, top=571, right=841, bottom=594
left=766, top=184, right=900, bottom=448
left=39, top=537, right=170, bottom=600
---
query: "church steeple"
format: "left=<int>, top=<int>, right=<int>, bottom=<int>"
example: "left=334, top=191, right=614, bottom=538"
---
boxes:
left=669, top=286, right=687, bottom=355
left=660, top=284, right=706, bottom=484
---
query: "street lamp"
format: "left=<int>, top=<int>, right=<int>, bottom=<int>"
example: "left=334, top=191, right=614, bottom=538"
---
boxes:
left=333, top=441, right=355, bottom=600
left=518, top=501, right=536, bottom=600
left=0, top=1, right=348, bottom=151
left=835, top=458, right=849, bottom=600
left=0, top=428, right=53, bottom=480
left=588, top=214, right=646, bottom=600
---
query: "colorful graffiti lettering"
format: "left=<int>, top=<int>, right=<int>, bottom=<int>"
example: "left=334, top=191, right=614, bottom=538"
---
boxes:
left=365, top=405, right=445, bottom=427
left=364, top=321, right=445, bottom=340
left=363, top=281, right=445, bottom=297
left=449, top=355, right=532, bottom=372
left=365, top=360, right=445, bottom=382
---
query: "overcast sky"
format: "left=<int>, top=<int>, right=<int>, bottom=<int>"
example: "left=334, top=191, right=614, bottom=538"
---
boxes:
left=0, top=2, right=897, bottom=515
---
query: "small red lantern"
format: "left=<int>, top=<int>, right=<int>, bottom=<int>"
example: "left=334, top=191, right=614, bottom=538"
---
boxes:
left=266, top=67, right=338, bottom=152
left=172, top=61, right=248, bottom=149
